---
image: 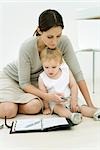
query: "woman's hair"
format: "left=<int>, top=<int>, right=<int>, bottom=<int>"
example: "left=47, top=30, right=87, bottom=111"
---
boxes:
left=33, top=9, right=64, bottom=36
left=40, top=47, right=63, bottom=64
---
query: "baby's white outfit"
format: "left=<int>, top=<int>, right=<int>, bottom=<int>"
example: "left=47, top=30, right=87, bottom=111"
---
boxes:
left=39, top=63, right=82, bottom=111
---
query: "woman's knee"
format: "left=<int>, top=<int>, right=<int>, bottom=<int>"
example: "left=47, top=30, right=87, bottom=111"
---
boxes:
left=28, top=99, right=42, bottom=113
left=19, top=99, right=43, bottom=114
left=0, top=102, right=18, bottom=118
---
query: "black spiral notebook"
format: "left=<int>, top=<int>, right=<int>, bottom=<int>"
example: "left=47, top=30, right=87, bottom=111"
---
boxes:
left=5, top=116, right=72, bottom=134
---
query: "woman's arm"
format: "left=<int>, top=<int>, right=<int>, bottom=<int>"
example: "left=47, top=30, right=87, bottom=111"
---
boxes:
left=77, top=80, right=95, bottom=107
left=69, top=70, right=79, bottom=112
left=60, top=35, right=95, bottom=107
left=18, top=42, right=62, bottom=104
left=23, top=83, right=62, bottom=104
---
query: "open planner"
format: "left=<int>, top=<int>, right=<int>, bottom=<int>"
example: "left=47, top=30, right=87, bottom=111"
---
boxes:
left=5, top=116, right=72, bottom=134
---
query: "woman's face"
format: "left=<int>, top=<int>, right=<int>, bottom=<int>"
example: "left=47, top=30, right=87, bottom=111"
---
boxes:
left=40, top=26, right=62, bottom=49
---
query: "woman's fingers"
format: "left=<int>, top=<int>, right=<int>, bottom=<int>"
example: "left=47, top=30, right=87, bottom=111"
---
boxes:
left=71, top=105, right=79, bottom=112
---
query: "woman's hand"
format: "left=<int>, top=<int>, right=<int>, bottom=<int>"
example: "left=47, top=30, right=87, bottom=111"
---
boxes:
left=70, top=100, right=80, bottom=112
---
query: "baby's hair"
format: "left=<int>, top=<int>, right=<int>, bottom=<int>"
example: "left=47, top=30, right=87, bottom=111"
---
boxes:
left=40, top=47, right=63, bottom=64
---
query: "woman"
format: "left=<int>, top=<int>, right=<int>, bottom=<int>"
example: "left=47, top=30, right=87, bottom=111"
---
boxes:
left=0, top=9, right=95, bottom=118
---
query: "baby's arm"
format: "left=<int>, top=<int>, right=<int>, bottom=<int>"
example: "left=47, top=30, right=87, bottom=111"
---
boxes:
left=38, top=76, right=51, bottom=114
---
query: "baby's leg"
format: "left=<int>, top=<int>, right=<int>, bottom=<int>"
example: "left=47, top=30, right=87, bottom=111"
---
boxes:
left=54, top=104, right=82, bottom=124
left=43, top=108, right=51, bottom=115
left=54, top=103, right=72, bottom=118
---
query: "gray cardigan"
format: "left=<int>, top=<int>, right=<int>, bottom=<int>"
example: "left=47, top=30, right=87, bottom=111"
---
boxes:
left=4, top=35, right=84, bottom=89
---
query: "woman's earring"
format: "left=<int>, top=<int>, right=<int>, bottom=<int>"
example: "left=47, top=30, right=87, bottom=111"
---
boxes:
left=37, top=27, right=42, bottom=35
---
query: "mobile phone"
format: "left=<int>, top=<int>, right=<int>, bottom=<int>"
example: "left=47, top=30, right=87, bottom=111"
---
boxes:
left=0, top=123, right=4, bottom=129
left=61, top=96, right=68, bottom=100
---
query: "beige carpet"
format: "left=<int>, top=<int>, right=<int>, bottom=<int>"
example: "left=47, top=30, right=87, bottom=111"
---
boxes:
left=0, top=79, right=100, bottom=150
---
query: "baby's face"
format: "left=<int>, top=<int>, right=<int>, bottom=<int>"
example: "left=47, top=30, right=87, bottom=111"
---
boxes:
left=43, top=59, right=61, bottom=78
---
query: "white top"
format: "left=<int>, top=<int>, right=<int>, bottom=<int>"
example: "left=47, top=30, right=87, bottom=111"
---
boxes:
left=39, top=63, right=71, bottom=98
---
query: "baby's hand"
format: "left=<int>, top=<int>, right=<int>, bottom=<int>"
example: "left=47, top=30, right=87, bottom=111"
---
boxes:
left=43, top=108, right=51, bottom=115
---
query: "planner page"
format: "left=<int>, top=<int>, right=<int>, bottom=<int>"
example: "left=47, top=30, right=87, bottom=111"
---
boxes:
left=42, top=117, right=68, bottom=129
left=12, top=118, right=41, bottom=132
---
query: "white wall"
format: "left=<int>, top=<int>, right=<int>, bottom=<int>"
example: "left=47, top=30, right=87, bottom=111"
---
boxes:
left=0, top=1, right=100, bottom=81
left=76, top=19, right=100, bottom=80
left=0, top=2, right=78, bottom=69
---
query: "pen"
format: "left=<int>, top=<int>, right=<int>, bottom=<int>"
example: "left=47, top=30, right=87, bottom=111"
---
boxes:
left=25, top=120, right=40, bottom=128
